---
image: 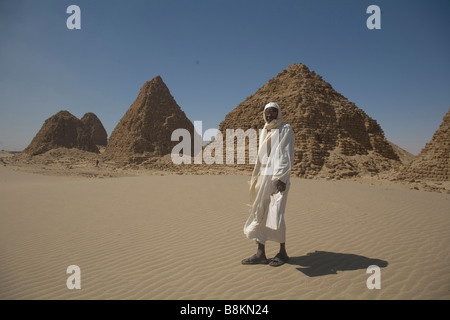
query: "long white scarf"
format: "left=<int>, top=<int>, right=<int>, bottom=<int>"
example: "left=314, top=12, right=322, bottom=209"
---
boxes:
left=249, top=110, right=284, bottom=203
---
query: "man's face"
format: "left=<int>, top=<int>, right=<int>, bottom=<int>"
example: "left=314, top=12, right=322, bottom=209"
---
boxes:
left=265, top=107, right=278, bottom=123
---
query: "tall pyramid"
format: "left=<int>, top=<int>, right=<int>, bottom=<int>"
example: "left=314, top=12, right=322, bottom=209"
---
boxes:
left=103, top=76, right=197, bottom=164
left=218, top=63, right=400, bottom=178
left=24, top=110, right=99, bottom=156
left=401, top=107, right=449, bottom=181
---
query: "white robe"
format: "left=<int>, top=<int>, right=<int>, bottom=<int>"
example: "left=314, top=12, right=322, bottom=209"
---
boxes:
left=244, top=122, right=295, bottom=244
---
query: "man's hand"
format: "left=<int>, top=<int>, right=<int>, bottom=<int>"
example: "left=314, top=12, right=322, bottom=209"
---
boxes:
left=276, top=180, right=286, bottom=192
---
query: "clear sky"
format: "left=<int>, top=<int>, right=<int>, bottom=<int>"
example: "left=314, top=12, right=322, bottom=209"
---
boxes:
left=0, top=0, right=449, bottom=155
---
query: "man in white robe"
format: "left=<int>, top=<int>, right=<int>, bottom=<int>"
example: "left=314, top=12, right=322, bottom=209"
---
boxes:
left=242, top=102, right=295, bottom=266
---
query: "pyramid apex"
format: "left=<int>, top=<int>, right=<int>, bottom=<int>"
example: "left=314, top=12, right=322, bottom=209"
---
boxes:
left=283, top=62, right=313, bottom=74
left=148, top=75, right=164, bottom=84
left=151, top=75, right=163, bottom=81
left=140, top=75, right=168, bottom=91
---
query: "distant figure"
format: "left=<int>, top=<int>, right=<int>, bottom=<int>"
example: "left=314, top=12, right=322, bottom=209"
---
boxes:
left=242, top=102, right=295, bottom=267
left=96, top=159, right=99, bottom=167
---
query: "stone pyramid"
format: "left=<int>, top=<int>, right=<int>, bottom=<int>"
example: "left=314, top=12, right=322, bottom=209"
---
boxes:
left=402, top=107, right=449, bottom=181
left=103, top=76, right=197, bottom=164
left=24, top=110, right=99, bottom=156
left=218, top=63, right=400, bottom=178
left=81, top=112, right=108, bottom=146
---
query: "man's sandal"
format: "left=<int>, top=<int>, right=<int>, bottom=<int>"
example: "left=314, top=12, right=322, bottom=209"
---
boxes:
left=269, top=253, right=289, bottom=267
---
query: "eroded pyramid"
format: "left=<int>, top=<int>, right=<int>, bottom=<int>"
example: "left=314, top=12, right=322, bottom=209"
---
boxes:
left=401, top=107, right=449, bottom=181
left=103, top=76, right=197, bottom=164
left=218, top=63, right=400, bottom=178
left=24, top=110, right=99, bottom=156
left=81, top=112, right=108, bottom=146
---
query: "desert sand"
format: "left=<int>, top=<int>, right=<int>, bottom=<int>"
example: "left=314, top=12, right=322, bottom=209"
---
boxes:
left=0, top=165, right=449, bottom=300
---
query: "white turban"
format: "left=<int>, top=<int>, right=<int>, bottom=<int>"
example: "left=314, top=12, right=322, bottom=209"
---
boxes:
left=264, top=102, right=281, bottom=111
left=262, top=102, right=283, bottom=128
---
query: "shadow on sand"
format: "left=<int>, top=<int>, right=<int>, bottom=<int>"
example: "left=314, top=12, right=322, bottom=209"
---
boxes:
left=288, top=251, right=388, bottom=277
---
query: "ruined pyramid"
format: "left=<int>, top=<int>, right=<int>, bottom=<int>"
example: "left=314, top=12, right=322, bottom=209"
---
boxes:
left=103, top=76, right=197, bottom=164
left=401, top=107, right=449, bottom=181
left=218, top=63, right=400, bottom=178
left=24, top=110, right=99, bottom=156
left=81, top=112, right=108, bottom=146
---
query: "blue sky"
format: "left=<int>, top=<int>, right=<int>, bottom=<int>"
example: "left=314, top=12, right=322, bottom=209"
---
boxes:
left=0, top=0, right=449, bottom=155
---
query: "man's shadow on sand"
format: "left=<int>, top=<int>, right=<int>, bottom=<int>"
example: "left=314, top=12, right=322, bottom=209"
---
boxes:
left=288, top=251, right=388, bottom=277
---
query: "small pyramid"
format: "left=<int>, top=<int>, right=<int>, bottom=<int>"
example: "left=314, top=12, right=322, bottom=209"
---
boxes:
left=218, top=63, right=399, bottom=178
left=81, top=112, right=108, bottom=146
left=24, top=110, right=99, bottom=156
left=402, top=107, right=450, bottom=181
left=103, top=76, right=197, bottom=164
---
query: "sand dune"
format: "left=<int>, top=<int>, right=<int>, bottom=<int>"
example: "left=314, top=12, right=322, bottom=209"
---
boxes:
left=0, top=166, right=449, bottom=300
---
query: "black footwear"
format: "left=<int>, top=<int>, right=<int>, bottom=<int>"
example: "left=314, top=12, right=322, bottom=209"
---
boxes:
left=269, top=253, right=289, bottom=267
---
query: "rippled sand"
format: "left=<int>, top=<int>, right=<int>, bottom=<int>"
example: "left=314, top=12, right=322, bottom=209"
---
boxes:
left=0, top=167, right=449, bottom=299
